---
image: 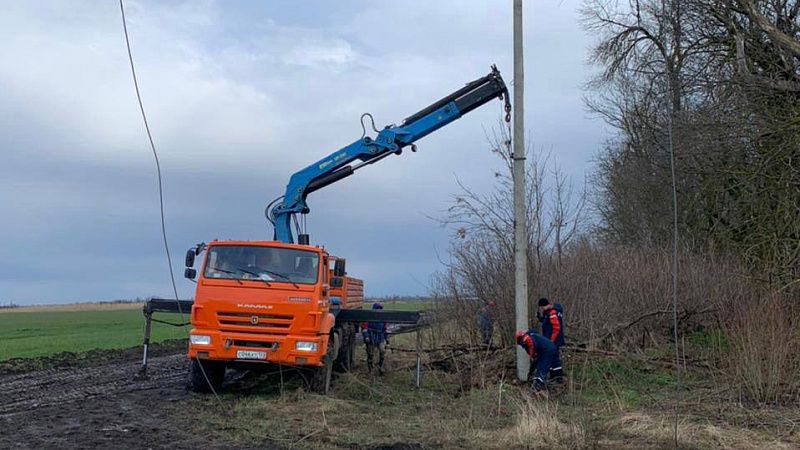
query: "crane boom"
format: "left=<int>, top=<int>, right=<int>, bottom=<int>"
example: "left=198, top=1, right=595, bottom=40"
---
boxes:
left=269, top=65, right=511, bottom=243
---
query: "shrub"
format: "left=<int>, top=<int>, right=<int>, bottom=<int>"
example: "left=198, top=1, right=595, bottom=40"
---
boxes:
left=723, top=294, right=800, bottom=404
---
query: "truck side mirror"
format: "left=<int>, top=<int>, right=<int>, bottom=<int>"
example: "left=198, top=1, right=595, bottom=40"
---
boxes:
left=185, top=249, right=195, bottom=268
left=334, top=259, right=346, bottom=277
left=184, top=268, right=197, bottom=279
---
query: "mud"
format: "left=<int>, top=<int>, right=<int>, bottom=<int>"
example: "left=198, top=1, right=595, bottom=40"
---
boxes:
left=0, top=344, right=269, bottom=449
left=0, top=339, right=188, bottom=375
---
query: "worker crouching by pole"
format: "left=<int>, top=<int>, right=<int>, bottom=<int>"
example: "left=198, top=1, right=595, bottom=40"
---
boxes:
left=515, top=329, right=558, bottom=394
left=361, top=303, right=389, bottom=375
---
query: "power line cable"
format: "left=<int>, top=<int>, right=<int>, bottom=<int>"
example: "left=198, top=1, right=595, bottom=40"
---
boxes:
left=119, top=0, right=224, bottom=404
left=661, top=0, right=682, bottom=446
left=119, top=1, right=179, bottom=304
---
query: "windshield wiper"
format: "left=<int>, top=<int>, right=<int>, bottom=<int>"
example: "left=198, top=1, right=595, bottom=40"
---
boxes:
left=210, top=266, right=242, bottom=284
left=236, top=267, right=272, bottom=286
left=252, top=267, right=300, bottom=288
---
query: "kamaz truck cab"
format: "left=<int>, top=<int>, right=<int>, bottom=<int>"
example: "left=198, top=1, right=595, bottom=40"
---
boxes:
left=185, top=240, right=361, bottom=393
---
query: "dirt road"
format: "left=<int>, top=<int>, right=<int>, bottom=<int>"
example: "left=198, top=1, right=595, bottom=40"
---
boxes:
left=0, top=345, right=253, bottom=449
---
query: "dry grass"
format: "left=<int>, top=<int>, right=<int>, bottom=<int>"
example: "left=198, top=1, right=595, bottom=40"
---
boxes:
left=724, top=295, right=800, bottom=404
left=608, top=412, right=795, bottom=450
left=181, top=341, right=800, bottom=450
left=494, top=396, right=586, bottom=449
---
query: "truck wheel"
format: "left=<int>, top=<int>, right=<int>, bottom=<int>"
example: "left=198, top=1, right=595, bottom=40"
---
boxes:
left=335, top=329, right=357, bottom=372
left=189, top=359, right=225, bottom=393
left=311, top=337, right=336, bottom=394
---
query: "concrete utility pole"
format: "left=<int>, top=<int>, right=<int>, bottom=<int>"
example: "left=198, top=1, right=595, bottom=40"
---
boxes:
left=512, top=0, right=530, bottom=381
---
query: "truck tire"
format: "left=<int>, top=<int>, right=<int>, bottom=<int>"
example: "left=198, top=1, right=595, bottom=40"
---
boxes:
left=311, top=336, right=336, bottom=394
left=189, top=359, right=224, bottom=393
left=335, top=327, right=356, bottom=372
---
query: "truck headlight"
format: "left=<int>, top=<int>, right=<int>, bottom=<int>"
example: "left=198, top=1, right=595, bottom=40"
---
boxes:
left=190, top=335, right=211, bottom=345
left=295, top=341, right=318, bottom=352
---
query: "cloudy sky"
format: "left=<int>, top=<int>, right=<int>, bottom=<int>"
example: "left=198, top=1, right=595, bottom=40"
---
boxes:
left=0, top=0, right=606, bottom=304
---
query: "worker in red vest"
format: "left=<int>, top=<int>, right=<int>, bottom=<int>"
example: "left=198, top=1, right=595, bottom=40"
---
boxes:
left=515, top=329, right=558, bottom=392
left=537, top=297, right=564, bottom=382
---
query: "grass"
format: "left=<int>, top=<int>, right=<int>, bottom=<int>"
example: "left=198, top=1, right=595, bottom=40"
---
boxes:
left=0, top=308, right=186, bottom=360
left=687, top=329, right=728, bottom=350
left=179, top=344, right=798, bottom=450
left=3, top=305, right=796, bottom=449
left=187, top=349, right=527, bottom=449
left=572, top=357, right=675, bottom=409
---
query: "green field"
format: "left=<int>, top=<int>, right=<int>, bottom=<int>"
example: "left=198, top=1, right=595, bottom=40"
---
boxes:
left=0, top=301, right=428, bottom=361
left=0, top=308, right=187, bottom=360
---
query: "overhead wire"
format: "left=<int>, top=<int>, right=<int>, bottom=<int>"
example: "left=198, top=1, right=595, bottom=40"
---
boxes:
left=660, top=0, right=682, bottom=446
left=119, top=0, right=178, bottom=304
left=119, top=0, right=224, bottom=405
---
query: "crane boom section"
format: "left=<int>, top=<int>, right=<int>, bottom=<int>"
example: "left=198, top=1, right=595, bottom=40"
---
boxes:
left=270, top=65, right=510, bottom=243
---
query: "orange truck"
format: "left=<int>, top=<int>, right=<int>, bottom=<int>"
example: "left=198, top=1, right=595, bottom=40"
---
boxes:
left=150, top=67, right=509, bottom=393
left=182, top=240, right=364, bottom=393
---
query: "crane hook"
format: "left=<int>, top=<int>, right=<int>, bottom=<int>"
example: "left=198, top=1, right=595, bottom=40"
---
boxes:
left=360, top=113, right=379, bottom=140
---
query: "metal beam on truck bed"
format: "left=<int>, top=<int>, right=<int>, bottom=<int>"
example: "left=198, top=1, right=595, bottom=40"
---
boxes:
left=139, top=297, right=194, bottom=374
left=334, top=309, right=421, bottom=324
left=143, top=298, right=194, bottom=314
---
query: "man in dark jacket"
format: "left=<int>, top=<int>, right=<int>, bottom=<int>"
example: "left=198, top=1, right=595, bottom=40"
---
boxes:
left=515, top=329, right=558, bottom=392
left=537, top=297, right=565, bottom=382
left=476, top=299, right=495, bottom=345
left=361, top=302, right=388, bottom=374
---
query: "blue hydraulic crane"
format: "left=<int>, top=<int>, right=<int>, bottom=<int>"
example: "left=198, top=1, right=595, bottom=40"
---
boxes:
left=268, top=65, right=511, bottom=244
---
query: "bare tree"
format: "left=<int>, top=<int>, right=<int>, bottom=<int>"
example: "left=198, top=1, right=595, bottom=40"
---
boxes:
left=582, top=0, right=800, bottom=286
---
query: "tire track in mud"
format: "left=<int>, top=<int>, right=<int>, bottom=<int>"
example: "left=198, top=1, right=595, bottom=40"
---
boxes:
left=0, top=354, right=186, bottom=417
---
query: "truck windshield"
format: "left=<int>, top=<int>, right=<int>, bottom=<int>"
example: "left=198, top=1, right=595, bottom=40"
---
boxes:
left=203, top=246, right=319, bottom=285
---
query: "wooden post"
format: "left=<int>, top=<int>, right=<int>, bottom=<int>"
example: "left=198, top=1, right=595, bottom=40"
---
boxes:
left=415, top=330, right=422, bottom=388
left=142, top=310, right=153, bottom=370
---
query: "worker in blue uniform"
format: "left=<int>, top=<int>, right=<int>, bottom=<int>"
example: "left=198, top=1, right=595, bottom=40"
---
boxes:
left=361, top=303, right=388, bottom=374
left=515, top=329, right=558, bottom=392
left=477, top=299, right=495, bottom=345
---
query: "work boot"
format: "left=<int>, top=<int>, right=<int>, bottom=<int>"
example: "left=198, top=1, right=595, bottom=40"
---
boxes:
left=549, top=367, right=564, bottom=384
left=530, top=377, right=546, bottom=394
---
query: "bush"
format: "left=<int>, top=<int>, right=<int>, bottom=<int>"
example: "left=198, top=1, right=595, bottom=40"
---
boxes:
left=723, top=295, right=800, bottom=404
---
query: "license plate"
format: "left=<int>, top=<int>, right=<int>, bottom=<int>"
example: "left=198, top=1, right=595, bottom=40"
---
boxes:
left=236, top=350, right=267, bottom=360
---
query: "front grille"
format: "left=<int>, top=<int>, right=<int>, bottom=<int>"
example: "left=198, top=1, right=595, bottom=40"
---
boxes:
left=219, top=320, right=290, bottom=328
left=233, top=340, right=278, bottom=349
left=216, top=311, right=294, bottom=334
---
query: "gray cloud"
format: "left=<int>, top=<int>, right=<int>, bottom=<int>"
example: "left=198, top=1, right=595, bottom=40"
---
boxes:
left=0, top=0, right=605, bottom=304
